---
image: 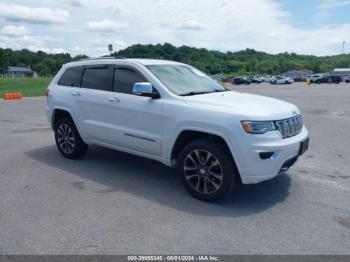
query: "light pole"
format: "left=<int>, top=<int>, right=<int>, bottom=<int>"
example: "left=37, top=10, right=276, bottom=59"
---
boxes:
left=108, top=44, right=113, bottom=57
left=342, top=41, right=345, bottom=54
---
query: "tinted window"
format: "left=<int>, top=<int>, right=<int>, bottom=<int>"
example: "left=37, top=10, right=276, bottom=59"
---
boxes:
left=81, top=66, right=111, bottom=91
left=114, top=68, right=146, bottom=94
left=58, top=66, right=84, bottom=87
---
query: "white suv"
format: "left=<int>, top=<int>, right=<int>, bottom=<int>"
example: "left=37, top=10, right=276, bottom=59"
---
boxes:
left=46, top=58, right=309, bottom=201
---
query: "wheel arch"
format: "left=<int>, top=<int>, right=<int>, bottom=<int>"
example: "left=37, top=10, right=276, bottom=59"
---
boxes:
left=170, top=129, right=238, bottom=169
left=51, top=107, right=87, bottom=143
left=52, top=108, right=72, bottom=128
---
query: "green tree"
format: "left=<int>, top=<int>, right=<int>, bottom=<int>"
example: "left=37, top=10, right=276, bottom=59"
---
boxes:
left=2, top=44, right=350, bottom=76
left=0, top=49, right=9, bottom=74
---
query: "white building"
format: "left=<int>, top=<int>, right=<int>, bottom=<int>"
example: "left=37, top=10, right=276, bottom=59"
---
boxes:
left=331, top=68, right=350, bottom=76
left=5, top=66, right=38, bottom=78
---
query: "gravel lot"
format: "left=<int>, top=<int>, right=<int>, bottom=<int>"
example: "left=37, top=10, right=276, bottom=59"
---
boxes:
left=0, top=82, right=349, bottom=255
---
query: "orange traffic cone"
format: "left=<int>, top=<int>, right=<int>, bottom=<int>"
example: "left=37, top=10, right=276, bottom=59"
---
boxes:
left=3, top=92, right=23, bottom=100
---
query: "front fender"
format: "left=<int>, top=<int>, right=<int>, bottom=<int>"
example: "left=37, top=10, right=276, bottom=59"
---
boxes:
left=163, top=121, right=243, bottom=172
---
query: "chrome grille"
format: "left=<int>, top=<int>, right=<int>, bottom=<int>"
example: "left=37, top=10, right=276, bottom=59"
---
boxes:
left=274, top=115, right=303, bottom=139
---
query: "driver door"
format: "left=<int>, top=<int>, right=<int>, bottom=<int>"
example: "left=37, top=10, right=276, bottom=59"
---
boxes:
left=105, top=66, right=163, bottom=156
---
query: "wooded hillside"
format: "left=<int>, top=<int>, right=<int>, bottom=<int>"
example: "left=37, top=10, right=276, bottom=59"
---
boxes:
left=1, top=43, right=349, bottom=76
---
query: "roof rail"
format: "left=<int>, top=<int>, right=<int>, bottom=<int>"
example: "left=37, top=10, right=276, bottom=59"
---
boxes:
left=79, top=56, right=127, bottom=61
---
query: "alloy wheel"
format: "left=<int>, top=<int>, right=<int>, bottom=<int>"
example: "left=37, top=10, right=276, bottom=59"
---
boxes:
left=57, top=123, right=75, bottom=155
left=183, top=149, right=223, bottom=195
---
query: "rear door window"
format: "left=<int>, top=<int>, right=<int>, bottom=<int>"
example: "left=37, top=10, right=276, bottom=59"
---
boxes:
left=81, top=65, right=112, bottom=91
left=58, top=66, right=84, bottom=87
left=114, top=68, right=146, bottom=94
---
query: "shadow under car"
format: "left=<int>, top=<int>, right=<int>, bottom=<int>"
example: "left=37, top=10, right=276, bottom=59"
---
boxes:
left=26, top=145, right=291, bottom=217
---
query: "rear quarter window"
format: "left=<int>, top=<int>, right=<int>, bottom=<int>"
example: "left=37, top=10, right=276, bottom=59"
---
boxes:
left=58, top=66, right=84, bottom=87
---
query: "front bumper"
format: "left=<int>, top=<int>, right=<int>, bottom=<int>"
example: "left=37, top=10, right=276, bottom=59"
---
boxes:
left=230, top=127, right=309, bottom=184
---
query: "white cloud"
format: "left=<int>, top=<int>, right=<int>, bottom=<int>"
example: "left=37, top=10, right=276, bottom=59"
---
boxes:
left=73, top=46, right=83, bottom=51
left=93, top=39, right=129, bottom=56
left=0, top=32, right=66, bottom=54
left=87, top=19, right=128, bottom=32
left=1, top=25, right=30, bottom=37
left=28, top=46, right=68, bottom=54
left=0, top=0, right=349, bottom=56
left=94, top=39, right=127, bottom=47
left=41, top=36, right=64, bottom=43
left=0, top=3, right=69, bottom=24
left=178, top=20, right=205, bottom=31
left=0, top=35, right=43, bottom=50
left=64, top=0, right=86, bottom=7
left=99, top=0, right=349, bottom=55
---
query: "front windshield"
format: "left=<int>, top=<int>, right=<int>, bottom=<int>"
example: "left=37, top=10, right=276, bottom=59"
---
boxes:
left=146, top=64, right=226, bottom=96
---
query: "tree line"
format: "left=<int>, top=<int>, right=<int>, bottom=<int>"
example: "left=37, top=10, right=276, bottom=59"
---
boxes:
left=1, top=43, right=350, bottom=76
left=0, top=48, right=87, bottom=77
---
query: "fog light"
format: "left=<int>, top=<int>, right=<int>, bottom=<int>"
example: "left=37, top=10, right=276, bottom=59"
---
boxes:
left=259, top=152, right=274, bottom=159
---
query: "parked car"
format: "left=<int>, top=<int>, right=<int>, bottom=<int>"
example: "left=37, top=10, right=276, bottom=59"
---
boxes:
left=232, top=77, right=251, bottom=85
left=263, top=76, right=274, bottom=82
left=307, top=74, right=328, bottom=84
left=329, top=75, right=342, bottom=84
left=293, top=77, right=306, bottom=82
left=343, top=76, right=350, bottom=83
left=46, top=58, right=309, bottom=201
left=248, top=76, right=262, bottom=84
left=270, top=77, right=294, bottom=84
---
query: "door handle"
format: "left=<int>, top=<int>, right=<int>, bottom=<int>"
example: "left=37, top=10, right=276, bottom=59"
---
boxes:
left=108, top=97, right=120, bottom=102
left=72, top=92, right=81, bottom=96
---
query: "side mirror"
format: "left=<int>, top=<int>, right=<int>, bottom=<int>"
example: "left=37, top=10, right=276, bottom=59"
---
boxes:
left=132, top=82, right=160, bottom=99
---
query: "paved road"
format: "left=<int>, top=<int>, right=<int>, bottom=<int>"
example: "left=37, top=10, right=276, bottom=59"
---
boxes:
left=0, top=83, right=349, bottom=254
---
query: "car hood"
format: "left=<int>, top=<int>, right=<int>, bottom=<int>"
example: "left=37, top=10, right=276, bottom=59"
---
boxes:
left=183, top=91, right=299, bottom=120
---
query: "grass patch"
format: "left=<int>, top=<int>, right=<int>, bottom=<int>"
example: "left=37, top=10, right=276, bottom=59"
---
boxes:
left=0, top=77, right=52, bottom=98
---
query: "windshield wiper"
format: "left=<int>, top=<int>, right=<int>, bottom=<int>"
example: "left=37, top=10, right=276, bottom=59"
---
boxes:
left=179, top=91, right=214, bottom=96
left=179, top=88, right=230, bottom=96
left=213, top=89, right=229, bottom=92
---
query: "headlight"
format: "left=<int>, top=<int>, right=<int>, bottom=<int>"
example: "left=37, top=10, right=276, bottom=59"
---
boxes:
left=241, top=121, right=276, bottom=134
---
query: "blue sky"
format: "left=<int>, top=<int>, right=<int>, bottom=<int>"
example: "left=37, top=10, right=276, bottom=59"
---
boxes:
left=0, top=0, right=349, bottom=56
left=280, top=0, right=350, bottom=27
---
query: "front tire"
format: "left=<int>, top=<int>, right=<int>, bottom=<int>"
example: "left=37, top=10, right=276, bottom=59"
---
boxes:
left=54, top=117, right=88, bottom=159
left=177, top=139, right=239, bottom=201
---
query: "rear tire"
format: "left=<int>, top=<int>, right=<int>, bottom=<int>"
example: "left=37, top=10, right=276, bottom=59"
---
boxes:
left=177, top=139, right=239, bottom=201
left=54, top=117, right=88, bottom=159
